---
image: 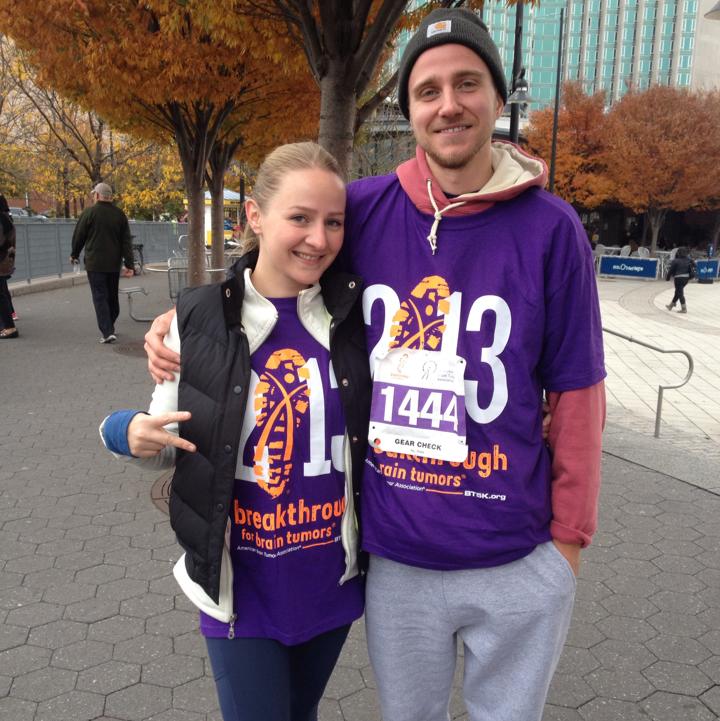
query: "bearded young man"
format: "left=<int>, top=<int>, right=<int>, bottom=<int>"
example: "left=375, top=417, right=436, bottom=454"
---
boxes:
left=144, top=9, right=605, bottom=721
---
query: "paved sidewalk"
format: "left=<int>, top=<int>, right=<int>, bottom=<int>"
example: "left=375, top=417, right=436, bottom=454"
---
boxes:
left=599, top=277, right=720, bottom=478
left=9, top=272, right=90, bottom=297
left=1, top=273, right=719, bottom=721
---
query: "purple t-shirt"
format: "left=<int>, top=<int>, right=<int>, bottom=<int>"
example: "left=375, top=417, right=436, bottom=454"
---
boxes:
left=200, top=297, right=364, bottom=643
left=344, top=175, right=606, bottom=570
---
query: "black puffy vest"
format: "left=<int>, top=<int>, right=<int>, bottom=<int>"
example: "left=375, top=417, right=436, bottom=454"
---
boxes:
left=171, top=254, right=371, bottom=602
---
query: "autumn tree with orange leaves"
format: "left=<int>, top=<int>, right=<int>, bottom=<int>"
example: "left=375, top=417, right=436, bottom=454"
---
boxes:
left=603, top=86, right=720, bottom=254
left=526, top=83, right=615, bottom=210
left=4, top=0, right=317, bottom=284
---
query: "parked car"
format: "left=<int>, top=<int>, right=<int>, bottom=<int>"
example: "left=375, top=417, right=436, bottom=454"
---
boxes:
left=8, top=207, right=48, bottom=221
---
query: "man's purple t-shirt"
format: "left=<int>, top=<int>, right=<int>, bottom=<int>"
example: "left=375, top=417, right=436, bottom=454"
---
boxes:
left=344, top=176, right=605, bottom=571
left=200, top=298, right=364, bottom=642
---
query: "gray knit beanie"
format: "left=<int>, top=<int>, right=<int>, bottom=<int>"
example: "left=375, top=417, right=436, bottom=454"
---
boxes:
left=397, top=8, right=507, bottom=119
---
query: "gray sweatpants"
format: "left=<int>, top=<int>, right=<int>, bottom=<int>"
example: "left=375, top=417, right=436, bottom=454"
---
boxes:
left=365, top=542, right=576, bottom=721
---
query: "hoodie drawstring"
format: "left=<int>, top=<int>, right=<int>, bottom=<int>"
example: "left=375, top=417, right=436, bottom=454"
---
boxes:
left=425, top=179, right=469, bottom=255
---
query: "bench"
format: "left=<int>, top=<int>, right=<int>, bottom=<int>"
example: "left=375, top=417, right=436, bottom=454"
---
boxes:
left=119, top=286, right=153, bottom=322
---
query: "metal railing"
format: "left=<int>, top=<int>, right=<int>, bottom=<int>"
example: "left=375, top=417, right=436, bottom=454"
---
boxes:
left=10, top=218, right=188, bottom=283
left=603, top=327, right=694, bottom=438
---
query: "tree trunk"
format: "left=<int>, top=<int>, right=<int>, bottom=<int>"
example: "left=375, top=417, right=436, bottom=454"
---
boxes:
left=89, top=115, right=104, bottom=186
left=319, top=68, right=357, bottom=176
left=206, top=142, right=237, bottom=274
left=206, top=140, right=242, bottom=277
left=184, top=176, right=207, bottom=288
left=173, top=116, right=210, bottom=288
left=209, top=181, right=225, bottom=275
left=647, top=207, right=667, bottom=255
left=711, top=213, right=720, bottom=252
left=62, top=160, right=70, bottom=218
left=167, top=101, right=235, bottom=287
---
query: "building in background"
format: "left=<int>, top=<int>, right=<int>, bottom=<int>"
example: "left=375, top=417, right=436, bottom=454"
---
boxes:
left=487, top=0, right=720, bottom=108
left=693, top=0, right=720, bottom=90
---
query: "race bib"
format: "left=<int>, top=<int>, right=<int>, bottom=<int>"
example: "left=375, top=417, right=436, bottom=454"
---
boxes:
left=369, top=348, right=468, bottom=462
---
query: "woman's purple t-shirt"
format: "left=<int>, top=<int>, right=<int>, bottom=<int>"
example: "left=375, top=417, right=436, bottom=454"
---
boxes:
left=200, top=297, right=364, bottom=643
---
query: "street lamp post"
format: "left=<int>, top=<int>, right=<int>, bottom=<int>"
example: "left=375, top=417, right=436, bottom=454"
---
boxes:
left=549, top=7, right=566, bottom=193
left=506, top=69, right=533, bottom=133
left=508, top=1, right=524, bottom=143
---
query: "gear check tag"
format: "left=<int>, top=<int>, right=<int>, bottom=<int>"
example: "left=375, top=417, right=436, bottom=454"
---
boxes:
left=369, top=349, right=468, bottom=463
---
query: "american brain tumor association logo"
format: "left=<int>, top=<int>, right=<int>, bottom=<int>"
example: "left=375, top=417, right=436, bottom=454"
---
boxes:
left=252, top=348, right=310, bottom=498
left=389, top=275, right=451, bottom=351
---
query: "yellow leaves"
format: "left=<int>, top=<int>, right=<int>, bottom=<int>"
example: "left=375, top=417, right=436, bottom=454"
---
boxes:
left=117, top=143, right=185, bottom=219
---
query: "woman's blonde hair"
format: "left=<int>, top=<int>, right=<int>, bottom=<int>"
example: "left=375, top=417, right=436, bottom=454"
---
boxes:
left=241, top=142, right=344, bottom=253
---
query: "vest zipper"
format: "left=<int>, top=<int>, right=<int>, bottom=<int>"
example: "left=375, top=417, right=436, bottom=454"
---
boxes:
left=227, top=614, right=236, bottom=640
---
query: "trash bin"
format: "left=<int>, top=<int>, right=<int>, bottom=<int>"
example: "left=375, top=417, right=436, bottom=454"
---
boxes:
left=695, top=259, right=718, bottom=284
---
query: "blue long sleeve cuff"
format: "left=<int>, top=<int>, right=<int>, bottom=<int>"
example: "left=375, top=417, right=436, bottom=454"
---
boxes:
left=102, top=410, right=145, bottom=456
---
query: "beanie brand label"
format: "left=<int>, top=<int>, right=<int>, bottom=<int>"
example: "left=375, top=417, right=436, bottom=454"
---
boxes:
left=427, top=20, right=451, bottom=37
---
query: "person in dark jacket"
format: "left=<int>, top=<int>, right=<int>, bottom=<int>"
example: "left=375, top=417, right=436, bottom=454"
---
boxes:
left=70, top=182, right=134, bottom=343
left=100, top=143, right=371, bottom=721
left=665, top=247, right=695, bottom=313
left=0, top=194, right=18, bottom=339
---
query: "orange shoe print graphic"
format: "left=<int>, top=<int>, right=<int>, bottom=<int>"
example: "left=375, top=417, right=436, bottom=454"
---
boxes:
left=389, top=275, right=451, bottom=351
left=252, top=349, right=310, bottom=498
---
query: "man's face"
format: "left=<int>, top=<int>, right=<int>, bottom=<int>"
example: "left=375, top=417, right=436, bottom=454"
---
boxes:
left=408, top=44, right=504, bottom=173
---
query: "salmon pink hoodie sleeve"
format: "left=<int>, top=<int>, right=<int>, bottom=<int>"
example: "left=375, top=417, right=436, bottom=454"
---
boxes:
left=547, top=381, right=606, bottom=547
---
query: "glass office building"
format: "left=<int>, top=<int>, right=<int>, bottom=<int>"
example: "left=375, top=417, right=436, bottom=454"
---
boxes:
left=486, top=0, right=702, bottom=108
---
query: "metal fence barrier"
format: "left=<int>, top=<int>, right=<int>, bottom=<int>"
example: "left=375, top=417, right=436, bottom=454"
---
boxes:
left=11, top=218, right=189, bottom=283
left=603, top=327, right=694, bottom=438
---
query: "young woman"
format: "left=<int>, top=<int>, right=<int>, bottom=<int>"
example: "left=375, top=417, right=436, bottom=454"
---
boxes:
left=100, top=142, right=371, bottom=721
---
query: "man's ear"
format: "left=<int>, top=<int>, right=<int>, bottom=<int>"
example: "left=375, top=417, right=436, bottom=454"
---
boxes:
left=245, top=199, right=262, bottom=234
left=495, top=91, right=505, bottom=120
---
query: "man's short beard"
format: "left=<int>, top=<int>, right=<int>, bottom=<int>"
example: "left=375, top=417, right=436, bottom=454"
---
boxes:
left=426, top=148, right=476, bottom=170
left=423, top=135, right=490, bottom=171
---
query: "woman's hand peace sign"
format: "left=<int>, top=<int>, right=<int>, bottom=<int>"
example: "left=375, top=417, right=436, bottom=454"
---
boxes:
left=127, top=411, right=197, bottom=458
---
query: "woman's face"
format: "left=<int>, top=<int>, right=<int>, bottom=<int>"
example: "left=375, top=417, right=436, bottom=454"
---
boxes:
left=247, top=167, right=346, bottom=298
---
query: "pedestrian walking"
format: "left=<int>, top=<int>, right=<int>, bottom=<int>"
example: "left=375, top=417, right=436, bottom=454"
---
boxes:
left=144, top=9, right=606, bottom=721
left=665, top=246, right=695, bottom=313
left=100, top=143, right=371, bottom=721
left=70, top=182, right=134, bottom=343
left=0, top=194, right=18, bottom=339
